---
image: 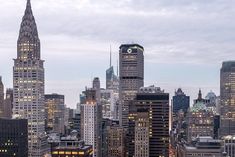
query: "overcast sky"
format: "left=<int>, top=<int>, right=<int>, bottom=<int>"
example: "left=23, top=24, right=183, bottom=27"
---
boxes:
left=0, top=0, right=235, bottom=108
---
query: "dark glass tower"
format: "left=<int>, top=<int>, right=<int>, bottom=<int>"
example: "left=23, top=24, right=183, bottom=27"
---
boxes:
left=13, top=0, right=48, bottom=156
left=119, top=44, right=144, bottom=128
left=0, top=118, right=28, bottom=157
left=172, top=88, right=190, bottom=114
left=220, top=61, right=235, bottom=136
left=129, top=86, right=169, bottom=157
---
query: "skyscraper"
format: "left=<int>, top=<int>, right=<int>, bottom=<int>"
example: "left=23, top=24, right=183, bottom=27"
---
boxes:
left=45, top=94, right=65, bottom=134
left=13, top=0, right=48, bottom=156
left=0, top=76, right=4, bottom=117
left=220, top=61, right=235, bottom=136
left=0, top=118, right=28, bottom=157
left=3, top=88, right=13, bottom=118
left=119, top=44, right=144, bottom=128
left=172, top=88, right=190, bottom=114
left=134, top=110, right=149, bottom=157
left=80, top=87, right=101, bottom=157
left=106, top=50, right=119, bottom=92
left=132, top=86, right=169, bottom=157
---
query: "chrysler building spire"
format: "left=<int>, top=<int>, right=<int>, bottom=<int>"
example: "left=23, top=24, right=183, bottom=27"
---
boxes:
left=18, top=0, right=40, bottom=59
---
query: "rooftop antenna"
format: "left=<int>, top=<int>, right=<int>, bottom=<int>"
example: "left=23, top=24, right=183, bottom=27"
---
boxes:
left=109, top=45, right=112, bottom=68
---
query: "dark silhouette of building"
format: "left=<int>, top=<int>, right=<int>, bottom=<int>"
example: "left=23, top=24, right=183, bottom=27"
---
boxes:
left=128, top=86, right=169, bottom=157
left=172, top=88, right=190, bottom=114
left=0, top=118, right=28, bottom=157
left=3, top=89, right=13, bottom=118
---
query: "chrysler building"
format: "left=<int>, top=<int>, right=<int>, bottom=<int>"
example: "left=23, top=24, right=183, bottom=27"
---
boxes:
left=13, top=0, right=48, bottom=156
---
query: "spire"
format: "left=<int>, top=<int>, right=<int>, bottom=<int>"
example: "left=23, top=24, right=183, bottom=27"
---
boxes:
left=110, top=45, right=112, bottom=68
left=17, top=0, right=40, bottom=59
left=18, top=0, right=39, bottom=42
left=198, top=89, right=202, bottom=100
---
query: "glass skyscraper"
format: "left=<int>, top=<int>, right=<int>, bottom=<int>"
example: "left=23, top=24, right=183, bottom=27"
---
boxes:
left=220, top=61, right=235, bottom=136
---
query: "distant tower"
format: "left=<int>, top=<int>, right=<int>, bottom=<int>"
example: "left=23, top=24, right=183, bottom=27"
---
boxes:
left=119, top=44, right=144, bottom=128
left=172, top=88, right=190, bottom=114
left=13, top=0, right=48, bottom=156
left=106, top=49, right=119, bottom=92
left=45, top=94, right=65, bottom=134
left=220, top=61, right=235, bottom=136
left=93, top=77, right=100, bottom=90
left=0, top=76, right=4, bottom=118
left=3, top=88, right=13, bottom=118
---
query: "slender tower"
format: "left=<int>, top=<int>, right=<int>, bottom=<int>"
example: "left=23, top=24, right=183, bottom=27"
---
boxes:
left=0, top=76, right=4, bottom=117
left=13, top=0, right=48, bottom=156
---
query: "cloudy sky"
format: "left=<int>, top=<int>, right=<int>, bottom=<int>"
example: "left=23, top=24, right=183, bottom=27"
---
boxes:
left=0, top=0, right=234, bottom=108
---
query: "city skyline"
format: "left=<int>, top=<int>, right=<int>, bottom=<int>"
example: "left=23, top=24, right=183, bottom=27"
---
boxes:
left=0, top=0, right=235, bottom=107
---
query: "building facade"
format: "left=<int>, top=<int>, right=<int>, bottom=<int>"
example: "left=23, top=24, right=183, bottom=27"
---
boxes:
left=45, top=94, right=65, bottom=134
left=80, top=87, right=102, bottom=157
left=13, top=0, right=48, bottom=156
left=129, top=86, right=169, bottom=157
left=179, top=137, right=224, bottom=157
left=119, top=44, right=144, bottom=128
left=3, top=88, right=13, bottom=118
left=134, top=111, right=149, bottom=157
left=0, top=77, right=4, bottom=117
left=172, top=88, right=190, bottom=114
left=0, top=118, right=28, bottom=157
left=220, top=61, right=235, bottom=136
left=107, top=124, right=125, bottom=157
left=222, top=135, right=235, bottom=157
left=51, top=140, right=93, bottom=157
left=187, top=101, right=214, bottom=142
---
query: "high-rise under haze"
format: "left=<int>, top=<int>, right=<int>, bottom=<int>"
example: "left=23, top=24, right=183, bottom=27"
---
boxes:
left=0, top=77, right=4, bottom=117
left=119, top=44, right=144, bottom=128
left=13, top=0, right=48, bottom=156
left=3, top=88, right=13, bottom=118
left=220, top=61, right=235, bottom=136
left=45, top=94, right=65, bottom=134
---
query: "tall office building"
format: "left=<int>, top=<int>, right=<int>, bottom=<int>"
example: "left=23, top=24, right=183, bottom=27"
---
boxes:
left=92, top=77, right=102, bottom=157
left=13, top=0, right=48, bottom=156
left=129, top=86, right=169, bottom=157
left=0, top=118, right=28, bottom=157
left=107, top=124, right=125, bottom=157
left=220, top=61, right=235, bottom=136
left=0, top=77, right=4, bottom=117
left=3, top=88, right=13, bottom=118
left=119, top=44, right=144, bottom=128
left=134, top=110, right=149, bottom=157
left=172, top=88, right=190, bottom=114
left=45, top=94, right=65, bottom=134
left=80, top=87, right=101, bottom=157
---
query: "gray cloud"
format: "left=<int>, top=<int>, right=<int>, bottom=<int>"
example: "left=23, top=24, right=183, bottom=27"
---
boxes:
left=0, top=0, right=233, bottom=106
